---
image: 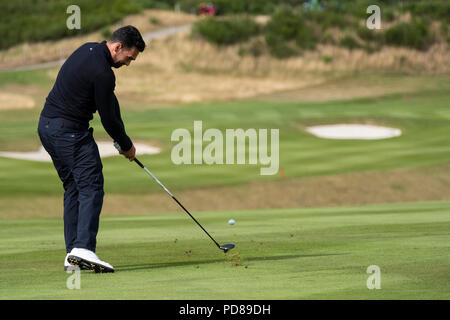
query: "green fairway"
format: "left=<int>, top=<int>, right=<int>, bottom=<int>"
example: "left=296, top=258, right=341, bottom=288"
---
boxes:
left=1, top=73, right=450, bottom=199
left=0, top=200, right=449, bottom=299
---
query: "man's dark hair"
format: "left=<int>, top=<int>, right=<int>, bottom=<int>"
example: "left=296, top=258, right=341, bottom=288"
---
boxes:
left=110, top=25, right=146, bottom=52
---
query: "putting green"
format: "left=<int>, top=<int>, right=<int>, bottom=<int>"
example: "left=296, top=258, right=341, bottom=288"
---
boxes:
left=0, top=200, right=449, bottom=299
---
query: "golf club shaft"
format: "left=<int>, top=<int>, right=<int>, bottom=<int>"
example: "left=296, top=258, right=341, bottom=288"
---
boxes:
left=133, top=158, right=221, bottom=249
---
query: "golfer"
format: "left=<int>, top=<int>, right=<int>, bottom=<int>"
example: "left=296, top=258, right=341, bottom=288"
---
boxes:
left=37, top=26, right=145, bottom=273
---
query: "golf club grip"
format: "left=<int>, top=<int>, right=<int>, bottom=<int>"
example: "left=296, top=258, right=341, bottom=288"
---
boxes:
left=134, top=158, right=144, bottom=168
left=113, top=142, right=142, bottom=167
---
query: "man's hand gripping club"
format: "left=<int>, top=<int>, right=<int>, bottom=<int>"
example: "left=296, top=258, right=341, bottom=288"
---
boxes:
left=114, top=142, right=136, bottom=162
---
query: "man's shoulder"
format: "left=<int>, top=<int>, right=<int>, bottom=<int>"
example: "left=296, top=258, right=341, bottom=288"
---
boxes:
left=74, top=42, right=100, bottom=53
left=84, top=41, right=99, bottom=47
left=74, top=42, right=114, bottom=80
left=68, top=42, right=101, bottom=66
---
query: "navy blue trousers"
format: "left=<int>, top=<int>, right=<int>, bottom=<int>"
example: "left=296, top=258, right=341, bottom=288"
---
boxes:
left=38, top=116, right=104, bottom=253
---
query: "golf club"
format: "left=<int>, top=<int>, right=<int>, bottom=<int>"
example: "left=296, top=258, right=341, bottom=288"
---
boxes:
left=114, top=142, right=235, bottom=253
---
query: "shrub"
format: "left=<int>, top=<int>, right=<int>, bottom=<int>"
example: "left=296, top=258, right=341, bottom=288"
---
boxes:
left=339, top=35, right=362, bottom=50
left=135, top=0, right=173, bottom=10
left=264, top=8, right=319, bottom=58
left=302, top=10, right=355, bottom=31
left=356, top=26, right=384, bottom=46
left=295, top=24, right=318, bottom=50
left=265, top=8, right=303, bottom=41
left=383, top=8, right=396, bottom=23
left=0, top=0, right=142, bottom=50
left=403, top=1, right=450, bottom=23
left=192, top=16, right=260, bottom=45
left=207, top=0, right=301, bottom=15
left=265, top=34, right=300, bottom=58
left=384, top=20, right=434, bottom=51
left=141, top=0, right=303, bottom=15
left=321, top=55, right=333, bottom=64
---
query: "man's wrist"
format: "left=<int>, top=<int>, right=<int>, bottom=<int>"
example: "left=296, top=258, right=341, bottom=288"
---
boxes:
left=117, top=139, right=132, bottom=152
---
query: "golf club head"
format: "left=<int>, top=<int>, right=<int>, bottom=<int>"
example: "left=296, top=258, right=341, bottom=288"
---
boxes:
left=220, top=243, right=235, bottom=253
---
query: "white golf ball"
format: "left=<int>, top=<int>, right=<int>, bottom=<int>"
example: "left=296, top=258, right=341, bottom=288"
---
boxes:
left=228, top=219, right=235, bottom=225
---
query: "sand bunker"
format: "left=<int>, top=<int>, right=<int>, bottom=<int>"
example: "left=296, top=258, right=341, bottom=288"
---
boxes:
left=0, top=92, right=35, bottom=110
left=0, top=141, right=160, bottom=162
left=306, top=124, right=402, bottom=140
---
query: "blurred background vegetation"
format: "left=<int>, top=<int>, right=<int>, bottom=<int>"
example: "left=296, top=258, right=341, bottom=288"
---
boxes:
left=0, top=0, right=142, bottom=50
left=1, top=0, right=449, bottom=55
left=189, top=0, right=449, bottom=57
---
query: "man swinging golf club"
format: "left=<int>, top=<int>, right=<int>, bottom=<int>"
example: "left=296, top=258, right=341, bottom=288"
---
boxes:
left=37, top=26, right=145, bottom=273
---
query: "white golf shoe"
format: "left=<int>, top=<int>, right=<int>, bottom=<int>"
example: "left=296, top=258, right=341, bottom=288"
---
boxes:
left=64, top=253, right=89, bottom=271
left=67, top=248, right=114, bottom=273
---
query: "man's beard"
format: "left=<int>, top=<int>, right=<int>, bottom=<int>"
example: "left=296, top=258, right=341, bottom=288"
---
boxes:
left=112, top=61, right=123, bottom=68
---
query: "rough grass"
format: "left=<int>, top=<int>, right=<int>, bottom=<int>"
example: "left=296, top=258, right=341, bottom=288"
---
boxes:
left=1, top=164, right=449, bottom=219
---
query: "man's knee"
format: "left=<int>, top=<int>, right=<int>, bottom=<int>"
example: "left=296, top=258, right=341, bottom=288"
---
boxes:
left=63, top=176, right=77, bottom=193
left=77, top=171, right=104, bottom=192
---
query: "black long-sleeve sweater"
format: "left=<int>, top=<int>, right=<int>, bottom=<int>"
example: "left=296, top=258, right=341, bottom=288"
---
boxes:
left=41, top=41, right=133, bottom=151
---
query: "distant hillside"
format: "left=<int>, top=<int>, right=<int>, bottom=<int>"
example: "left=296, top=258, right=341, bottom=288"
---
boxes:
left=3, top=0, right=448, bottom=52
left=191, top=0, right=450, bottom=58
